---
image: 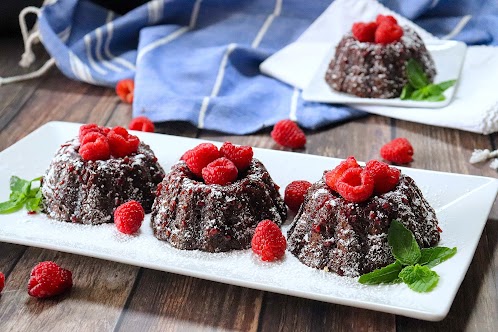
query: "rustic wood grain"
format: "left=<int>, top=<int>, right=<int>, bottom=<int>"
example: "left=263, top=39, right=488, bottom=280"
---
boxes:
left=0, top=248, right=139, bottom=331
left=115, top=270, right=262, bottom=332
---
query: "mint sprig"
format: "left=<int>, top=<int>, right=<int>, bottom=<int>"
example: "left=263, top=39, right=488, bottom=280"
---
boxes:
left=0, top=176, right=43, bottom=214
left=358, top=220, right=457, bottom=292
left=401, top=59, right=456, bottom=102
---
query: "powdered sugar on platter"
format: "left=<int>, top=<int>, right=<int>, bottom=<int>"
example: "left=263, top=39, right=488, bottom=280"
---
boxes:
left=0, top=122, right=496, bottom=321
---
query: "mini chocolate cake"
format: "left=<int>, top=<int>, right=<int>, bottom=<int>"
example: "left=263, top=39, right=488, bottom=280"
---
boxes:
left=42, top=138, right=164, bottom=225
left=151, top=159, right=287, bottom=252
left=325, top=27, right=436, bottom=99
left=287, top=174, right=439, bottom=277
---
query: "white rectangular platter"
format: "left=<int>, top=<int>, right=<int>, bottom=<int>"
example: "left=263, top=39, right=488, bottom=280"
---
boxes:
left=0, top=122, right=497, bottom=321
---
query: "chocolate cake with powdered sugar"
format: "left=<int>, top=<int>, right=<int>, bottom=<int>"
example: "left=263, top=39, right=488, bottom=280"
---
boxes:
left=287, top=174, right=440, bottom=277
left=151, top=159, right=287, bottom=252
left=42, top=138, right=164, bottom=225
left=325, top=27, right=436, bottom=99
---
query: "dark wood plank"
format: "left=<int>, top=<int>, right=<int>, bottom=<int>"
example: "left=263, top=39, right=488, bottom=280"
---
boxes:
left=0, top=248, right=139, bottom=331
left=115, top=271, right=262, bottom=332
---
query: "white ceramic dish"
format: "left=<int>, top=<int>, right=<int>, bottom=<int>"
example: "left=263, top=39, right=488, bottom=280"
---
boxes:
left=302, top=40, right=467, bottom=108
left=0, top=122, right=496, bottom=321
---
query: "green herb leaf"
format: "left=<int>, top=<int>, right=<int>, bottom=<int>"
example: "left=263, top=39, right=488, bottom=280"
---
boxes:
left=406, top=59, right=429, bottom=89
left=426, top=84, right=444, bottom=96
left=358, top=261, right=403, bottom=285
left=388, top=220, right=421, bottom=265
left=425, top=94, right=446, bottom=102
left=435, top=80, right=456, bottom=92
left=419, top=247, right=457, bottom=268
left=0, top=198, right=25, bottom=214
left=399, top=264, right=439, bottom=292
left=410, top=89, right=427, bottom=101
left=400, top=84, right=414, bottom=100
left=10, top=176, right=30, bottom=193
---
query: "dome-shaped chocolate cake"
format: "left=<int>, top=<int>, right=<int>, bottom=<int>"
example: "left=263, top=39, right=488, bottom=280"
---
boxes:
left=151, top=159, right=287, bottom=252
left=42, top=138, right=164, bottom=225
left=325, top=27, right=436, bottom=99
left=287, top=173, right=440, bottom=277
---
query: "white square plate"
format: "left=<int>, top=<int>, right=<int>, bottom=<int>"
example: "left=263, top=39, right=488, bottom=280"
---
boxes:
left=302, top=40, right=467, bottom=108
left=0, top=122, right=496, bottom=321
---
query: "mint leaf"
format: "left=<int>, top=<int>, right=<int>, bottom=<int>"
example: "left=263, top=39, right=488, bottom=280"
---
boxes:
left=25, top=189, right=42, bottom=212
left=0, top=199, right=25, bottom=214
left=410, top=89, right=427, bottom=101
left=426, top=84, right=444, bottom=96
left=400, top=84, right=414, bottom=100
left=406, top=59, right=429, bottom=89
left=388, top=220, right=421, bottom=265
left=419, top=247, right=457, bottom=268
left=435, top=80, right=456, bottom=92
left=399, top=265, right=439, bottom=292
left=10, top=176, right=30, bottom=193
left=358, top=261, right=403, bottom=285
left=425, top=94, right=446, bottom=102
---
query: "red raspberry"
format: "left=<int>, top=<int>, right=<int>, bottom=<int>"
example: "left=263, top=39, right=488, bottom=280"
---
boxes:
left=220, top=141, right=253, bottom=171
left=114, top=200, right=145, bottom=234
left=325, top=156, right=361, bottom=191
left=364, top=160, right=401, bottom=194
left=107, top=126, right=140, bottom=158
left=335, top=168, right=374, bottom=203
left=352, top=22, right=378, bottom=42
left=376, top=14, right=398, bottom=25
left=129, top=116, right=155, bottom=133
left=202, top=157, right=238, bottom=185
left=116, top=79, right=134, bottom=104
left=79, top=136, right=111, bottom=161
left=182, top=143, right=221, bottom=177
left=79, top=124, right=108, bottom=142
left=284, top=180, right=312, bottom=212
left=0, top=272, right=4, bottom=294
left=380, top=137, right=414, bottom=164
left=28, top=261, right=73, bottom=298
left=251, top=220, right=286, bottom=262
left=375, top=22, right=403, bottom=44
left=80, top=131, right=105, bottom=146
left=271, top=120, right=306, bottom=149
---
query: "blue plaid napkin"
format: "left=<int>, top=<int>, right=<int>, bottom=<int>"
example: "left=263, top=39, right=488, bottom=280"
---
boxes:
left=36, top=0, right=498, bottom=134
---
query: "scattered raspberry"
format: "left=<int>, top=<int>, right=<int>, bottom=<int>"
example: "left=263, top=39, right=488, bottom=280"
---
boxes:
left=271, top=120, right=306, bottom=149
left=201, top=157, right=238, bottom=185
left=335, top=167, right=374, bottom=203
left=284, top=180, right=312, bottom=212
left=116, top=79, right=134, bottom=104
left=380, top=137, right=414, bottom=164
left=28, top=261, right=73, bottom=298
left=79, top=136, right=111, bottom=161
left=107, top=126, right=140, bottom=158
left=364, top=160, right=401, bottom=194
left=325, top=156, right=361, bottom=191
left=352, top=22, right=378, bottom=42
left=182, top=143, right=221, bottom=177
left=0, top=272, right=4, bottom=294
left=376, top=14, right=398, bottom=25
left=375, top=22, right=403, bottom=44
left=129, top=116, right=154, bottom=133
left=251, top=220, right=286, bottom=262
left=220, top=142, right=253, bottom=171
left=114, top=200, right=145, bottom=234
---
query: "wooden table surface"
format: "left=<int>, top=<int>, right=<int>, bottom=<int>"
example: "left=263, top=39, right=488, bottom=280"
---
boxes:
left=0, top=36, right=497, bottom=331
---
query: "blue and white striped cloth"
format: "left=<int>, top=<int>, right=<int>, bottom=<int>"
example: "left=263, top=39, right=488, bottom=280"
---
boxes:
left=37, top=0, right=498, bottom=134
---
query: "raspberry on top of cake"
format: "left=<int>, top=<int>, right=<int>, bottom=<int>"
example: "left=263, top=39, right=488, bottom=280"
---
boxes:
left=151, top=141, right=287, bottom=253
left=287, top=157, right=440, bottom=277
left=325, top=15, right=436, bottom=99
left=41, top=124, right=164, bottom=225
